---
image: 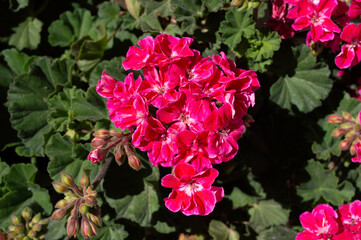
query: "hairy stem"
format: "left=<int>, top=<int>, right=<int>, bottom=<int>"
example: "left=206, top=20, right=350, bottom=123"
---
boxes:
left=90, top=156, right=113, bottom=189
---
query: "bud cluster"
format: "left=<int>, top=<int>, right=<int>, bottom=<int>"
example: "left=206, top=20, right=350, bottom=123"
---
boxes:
left=88, top=129, right=141, bottom=171
left=51, top=172, right=101, bottom=238
left=7, top=207, right=48, bottom=240
left=329, top=111, right=361, bottom=162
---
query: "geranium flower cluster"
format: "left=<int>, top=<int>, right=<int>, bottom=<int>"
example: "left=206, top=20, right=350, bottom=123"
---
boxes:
left=329, top=110, right=361, bottom=163
left=267, top=0, right=361, bottom=69
left=297, top=201, right=361, bottom=240
left=94, top=34, right=260, bottom=215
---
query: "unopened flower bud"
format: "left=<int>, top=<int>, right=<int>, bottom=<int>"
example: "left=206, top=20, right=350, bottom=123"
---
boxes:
left=32, top=223, right=42, bottom=232
left=328, top=114, right=344, bottom=124
left=339, top=139, right=351, bottom=150
left=14, top=224, right=25, bottom=234
left=332, top=128, right=345, bottom=138
left=81, top=218, right=94, bottom=238
left=85, top=196, right=97, bottom=207
left=125, top=144, right=141, bottom=171
left=93, top=129, right=109, bottom=139
left=39, top=234, right=46, bottom=239
left=11, top=214, right=22, bottom=225
left=52, top=209, right=66, bottom=221
left=114, top=144, right=126, bottom=166
left=79, top=204, right=88, bottom=214
left=31, top=213, right=41, bottom=225
left=39, top=219, right=49, bottom=225
left=55, top=200, right=68, bottom=209
left=89, top=213, right=102, bottom=227
left=23, top=237, right=30, bottom=240
left=61, top=172, right=74, bottom=187
left=91, top=138, right=106, bottom=148
left=342, top=112, right=352, bottom=120
left=21, top=207, right=32, bottom=221
left=8, top=226, right=15, bottom=231
left=13, top=235, right=22, bottom=240
left=89, top=221, right=98, bottom=235
left=80, top=172, right=90, bottom=188
left=8, top=231, right=17, bottom=238
left=67, top=217, right=79, bottom=238
left=28, top=230, right=37, bottom=238
left=52, top=182, right=67, bottom=193
left=230, top=0, right=244, bottom=7
left=88, top=148, right=107, bottom=164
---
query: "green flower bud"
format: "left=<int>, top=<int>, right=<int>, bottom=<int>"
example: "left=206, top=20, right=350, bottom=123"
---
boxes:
left=66, top=217, right=79, bottom=238
left=21, top=207, right=32, bottom=221
left=11, top=214, right=22, bottom=225
left=60, top=172, right=74, bottom=187
left=80, top=172, right=90, bottom=188
left=32, top=223, right=41, bottom=232
left=31, top=213, right=41, bottom=225
left=14, top=224, right=25, bottom=234
left=55, top=199, right=68, bottom=209
left=27, top=230, right=37, bottom=238
left=51, top=209, right=66, bottom=221
left=52, top=182, right=67, bottom=193
left=79, top=204, right=88, bottom=214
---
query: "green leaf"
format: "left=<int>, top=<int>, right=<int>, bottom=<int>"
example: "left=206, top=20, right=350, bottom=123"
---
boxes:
left=46, top=133, right=94, bottom=183
left=208, top=220, right=240, bottom=240
left=296, top=159, right=355, bottom=205
left=0, top=63, right=16, bottom=86
left=107, top=182, right=159, bottom=227
left=0, top=164, right=52, bottom=231
left=45, top=218, right=66, bottom=240
left=248, top=200, right=289, bottom=233
left=312, top=119, right=341, bottom=160
left=7, top=58, right=73, bottom=155
left=70, top=87, right=108, bottom=121
left=140, top=0, right=172, bottom=17
left=9, top=17, right=43, bottom=50
left=270, top=44, right=332, bottom=113
left=202, top=0, right=223, bottom=12
left=70, top=24, right=108, bottom=72
left=247, top=31, right=281, bottom=62
left=92, top=222, right=129, bottom=240
left=257, top=226, right=297, bottom=240
left=48, top=87, right=76, bottom=132
left=153, top=221, right=176, bottom=234
left=336, top=92, right=361, bottom=116
left=226, top=187, right=256, bottom=207
left=0, top=162, right=9, bottom=184
left=171, top=0, right=204, bottom=34
left=139, top=13, right=163, bottom=32
left=9, top=0, right=29, bottom=12
left=97, top=2, right=121, bottom=29
left=219, top=8, right=256, bottom=48
left=1, top=48, right=37, bottom=75
left=89, top=58, right=125, bottom=87
left=48, top=8, right=97, bottom=47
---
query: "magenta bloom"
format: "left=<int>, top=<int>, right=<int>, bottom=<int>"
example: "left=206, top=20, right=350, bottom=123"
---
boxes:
left=161, top=163, right=224, bottom=216
left=335, top=23, right=361, bottom=69
left=352, top=141, right=361, bottom=163
left=339, top=200, right=361, bottom=237
left=266, top=0, right=295, bottom=39
left=296, top=204, right=339, bottom=240
left=291, top=0, right=340, bottom=43
left=349, top=0, right=361, bottom=19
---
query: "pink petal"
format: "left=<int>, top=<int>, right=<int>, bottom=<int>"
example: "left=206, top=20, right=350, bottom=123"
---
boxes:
left=335, top=45, right=355, bottom=69
left=340, top=23, right=357, bottom=42
left=174, top=163, right=197, bottom=179
left=164, top=189, right=191, bottom=213
left=292, top=16, right=311, bottom=31
left=193, top=168, right=219, bottom=189
left=295, top=231, right=316, bottom=240
left=96, top=71, right=117, bottom=98
left=161, top=174, right=181, bottom=188
left=192, top=189, right=217, bottom=216
left=349, top=1, right=361, bottom=18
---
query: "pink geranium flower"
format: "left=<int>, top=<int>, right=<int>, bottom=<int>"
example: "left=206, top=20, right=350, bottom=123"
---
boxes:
left=339, top=200, right=361, bottom=238
left=291, top=0, right=341, bottom=43
left=349, top=0, right=361, bottom=19
left=122, top=36, right=155, bottom=70
left=296, top=204, right=339, bottom=240
left=335, top=23, right=361, bottom=69
left=161, top=163, right=224, bottom=216
left=352, top=141, right=361, bottom=163
left=96, top=71, right=117, bottom=99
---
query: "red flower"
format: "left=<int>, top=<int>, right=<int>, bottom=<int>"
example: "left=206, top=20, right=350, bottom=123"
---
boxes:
left=335, top=23, right=361, bottom=69
left=291, top=0, right=340, bottom=43
left=296, top=204, right=339, bottom=240
left=161, top=163, right=224, bottom=216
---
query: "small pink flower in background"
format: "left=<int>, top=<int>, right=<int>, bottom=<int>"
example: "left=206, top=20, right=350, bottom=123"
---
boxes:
left=335, top=23, right=361, bottom=69
left=349, top=0, right=361, bottom=19
left=266, top=0, right=295, bottom=39
left=291, top=0, right=340, bottom=43
left=296, top=204, right=339, bottom=240
left=161, top=163, right=224, bottom=216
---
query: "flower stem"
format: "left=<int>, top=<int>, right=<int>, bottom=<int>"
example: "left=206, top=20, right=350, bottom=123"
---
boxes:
left=90, top=156, right=113, bottom=189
